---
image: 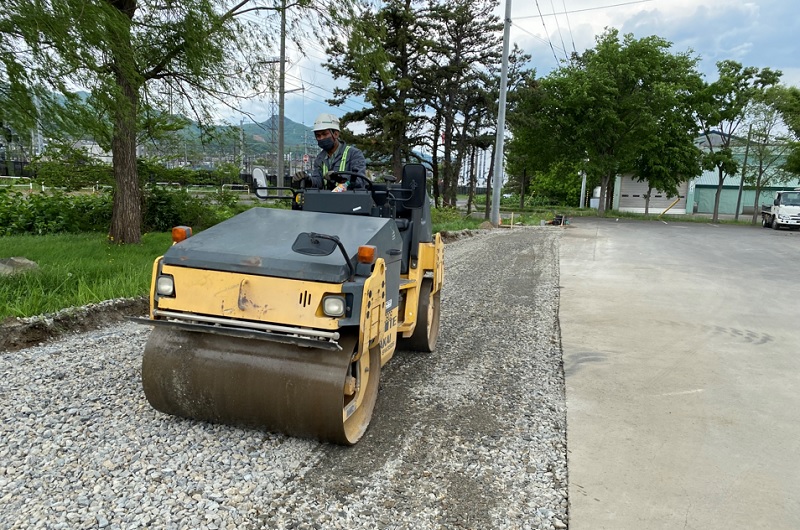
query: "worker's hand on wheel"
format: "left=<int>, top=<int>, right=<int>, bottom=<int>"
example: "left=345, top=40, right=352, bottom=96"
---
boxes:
left=292, top=170, right=308, bottom=183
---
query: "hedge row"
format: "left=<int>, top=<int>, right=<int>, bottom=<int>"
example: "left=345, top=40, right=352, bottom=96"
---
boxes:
left=24, top=157, right=242, bottom=190
left=0, top=186, right=250, bottom=236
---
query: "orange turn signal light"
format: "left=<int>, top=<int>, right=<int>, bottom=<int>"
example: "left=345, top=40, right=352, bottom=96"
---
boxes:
left=172, top=226, right=192, bottom=244
left=357, top=245, right=377, bottom=264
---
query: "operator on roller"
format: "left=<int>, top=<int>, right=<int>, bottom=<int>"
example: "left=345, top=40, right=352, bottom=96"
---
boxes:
left=293, top=113, right=369, bottom=191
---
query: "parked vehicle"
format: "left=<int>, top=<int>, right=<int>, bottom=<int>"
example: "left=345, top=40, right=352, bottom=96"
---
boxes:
left=761, top=190, right=800, bottom=230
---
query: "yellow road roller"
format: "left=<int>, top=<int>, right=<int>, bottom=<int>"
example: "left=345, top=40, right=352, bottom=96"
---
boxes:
left=135, top=164, right=443, bottom=444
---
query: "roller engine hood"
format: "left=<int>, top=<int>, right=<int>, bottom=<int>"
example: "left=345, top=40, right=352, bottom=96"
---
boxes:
left=162, top=208, right=402, bottom=283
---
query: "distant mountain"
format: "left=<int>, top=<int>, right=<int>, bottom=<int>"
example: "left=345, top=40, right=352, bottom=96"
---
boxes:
left=241, top=116, right=316, bottom=154
left=173, top=115, right=316, bottom=157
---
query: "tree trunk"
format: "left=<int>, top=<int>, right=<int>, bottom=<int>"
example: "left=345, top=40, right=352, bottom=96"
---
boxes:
left=431, top=116, right=442, bottom=208
left=751, top=171, right=764, bottom=225
left=441, top=113, right=455, bottom=207
left=484, top=142, right=495, bottom=220
left=467, top=144, right=477, bottom=215
left=392, top=142, right=404, bottom=182
left=597, top=173, right=611, bottom=216
left=110, top=95, right=142, bottom=244
left=109, top=32, right=142, bottom=244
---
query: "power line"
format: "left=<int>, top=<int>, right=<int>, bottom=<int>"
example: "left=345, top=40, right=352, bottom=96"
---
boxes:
left=283, top=72, right=363, bottom=114
left=516, top=0, right=655, bottom=20
left=534, top=0, right=561, bottom=66
left=562, top=0, right=578, bottom=55
left=511, top=21, right=566, bottom=68
left=549, top=0, right=570, bottom=62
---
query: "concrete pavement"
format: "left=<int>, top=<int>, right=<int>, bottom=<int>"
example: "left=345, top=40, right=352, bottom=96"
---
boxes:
left=558, top=218, right=800, bottom=529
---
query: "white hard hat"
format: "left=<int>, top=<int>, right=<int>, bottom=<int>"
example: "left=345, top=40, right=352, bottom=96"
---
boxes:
left=313, top=113, right=340, bottom=132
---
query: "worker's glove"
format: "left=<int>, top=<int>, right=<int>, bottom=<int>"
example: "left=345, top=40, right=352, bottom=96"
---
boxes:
left=292, top=170, right=308, bottom=183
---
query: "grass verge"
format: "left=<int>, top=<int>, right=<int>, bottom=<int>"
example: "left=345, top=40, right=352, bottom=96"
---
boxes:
left=1, top=232, right=172, bottom=319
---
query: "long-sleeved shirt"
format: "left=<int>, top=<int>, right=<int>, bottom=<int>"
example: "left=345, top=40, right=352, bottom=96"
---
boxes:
left=310, top=140, right=368, bottom=189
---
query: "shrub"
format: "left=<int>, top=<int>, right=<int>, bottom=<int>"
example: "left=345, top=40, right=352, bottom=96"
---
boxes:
left=0, top=188, right=112, bottom=235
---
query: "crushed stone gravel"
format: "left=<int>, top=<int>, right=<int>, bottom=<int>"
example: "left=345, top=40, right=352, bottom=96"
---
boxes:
left=0, top=227, right=568, bottom=529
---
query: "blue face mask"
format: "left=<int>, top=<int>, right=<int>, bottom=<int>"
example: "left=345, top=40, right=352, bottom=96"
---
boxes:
left=317, top=137, right=335, bottom=152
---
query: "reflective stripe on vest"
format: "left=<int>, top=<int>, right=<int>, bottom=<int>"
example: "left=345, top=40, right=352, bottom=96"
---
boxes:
left=323, top=145, right=351, bottom=175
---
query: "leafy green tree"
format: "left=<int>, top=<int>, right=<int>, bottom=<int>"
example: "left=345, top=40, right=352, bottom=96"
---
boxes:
left=0, top=0, right=337, bottom=243
left=508, top=29, right=702, bottom=215
left=507, top=72, right=572, bottom=204
left=742, top=87, right=796, bottom=223
left=695, top=60, right=781, bottom=222
left=632, top=112, right=702, bottom=214
left=774, top=86, right=800, bottom=176
left=527, top=160, right=588, bottom=206
left=29, top=143, right=114, bottom=190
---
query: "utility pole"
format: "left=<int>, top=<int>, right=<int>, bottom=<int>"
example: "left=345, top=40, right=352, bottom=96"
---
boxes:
left=579, top=170, right=587, bottom=208
left=277, top=0, right=287, bottom=183
left=735, top=124, right=753, bottom=221
left=240, top=118, right=247, bottom=174
left=490, top=0, right=512, bottom=226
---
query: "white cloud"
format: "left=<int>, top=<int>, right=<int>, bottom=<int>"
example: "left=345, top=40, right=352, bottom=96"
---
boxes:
left=507, top=0, right=798, bottom=86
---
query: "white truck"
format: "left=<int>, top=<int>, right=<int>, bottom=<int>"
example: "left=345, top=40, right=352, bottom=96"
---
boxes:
left=761, top=189, right=800, bottom=230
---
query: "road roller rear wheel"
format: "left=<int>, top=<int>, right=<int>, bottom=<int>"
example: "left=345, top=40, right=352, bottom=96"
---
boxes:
left=400, top=278, right=441, bottom=352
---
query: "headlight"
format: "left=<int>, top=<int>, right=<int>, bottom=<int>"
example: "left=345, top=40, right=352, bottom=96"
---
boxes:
left=156, top=275, right=175, bottom=297
left=322, top=296, right=346, bottom=317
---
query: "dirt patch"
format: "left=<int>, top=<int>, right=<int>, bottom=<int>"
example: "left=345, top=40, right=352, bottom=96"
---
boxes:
left=1, top=297, right=148, bottom=353
left=439, top=228, right=490, bottom=243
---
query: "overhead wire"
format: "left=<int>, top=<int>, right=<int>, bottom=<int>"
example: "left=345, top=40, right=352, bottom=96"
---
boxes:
left=511, top=21, right=567, bottom=68
left=231, top=12, right=367, bottom=118
left=534, top=0, right=561, bottom=66
left=515, top=0, right=656, bottom=20
left=561, top=0, right=578, bottom=55
left=548, top=0, right=570, bottom=62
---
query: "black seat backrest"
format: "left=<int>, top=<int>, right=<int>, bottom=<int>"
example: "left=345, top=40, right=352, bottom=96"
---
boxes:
left=401, top=164, right=427, bottom=210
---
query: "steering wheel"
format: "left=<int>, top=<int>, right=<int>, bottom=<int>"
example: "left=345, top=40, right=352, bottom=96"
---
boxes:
left=325, top=170, right=373, bottom=189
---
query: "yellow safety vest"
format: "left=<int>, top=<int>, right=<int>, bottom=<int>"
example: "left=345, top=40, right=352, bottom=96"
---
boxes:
left=322, top=145, right=351, bottom=175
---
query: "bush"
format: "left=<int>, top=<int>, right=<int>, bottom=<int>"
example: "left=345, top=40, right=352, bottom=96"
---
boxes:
left=142, top=186, right=244, bottom=232
left=0, top=188, right=113, bottom=235
left=0, top=185, right=247, bottom=236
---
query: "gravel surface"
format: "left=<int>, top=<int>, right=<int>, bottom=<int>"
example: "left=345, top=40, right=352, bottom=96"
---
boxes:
left=0, top=227, right=568, bottom=529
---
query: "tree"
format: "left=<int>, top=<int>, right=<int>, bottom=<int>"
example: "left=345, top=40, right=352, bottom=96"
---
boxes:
left=0, top=0, right=340, bottom=243
left=695, top=60, right=781, bottom=222
left=507, top=29, right=702, bottom=215
left=774, top=86, right=800, bottom=176
left=632, top=111, right=702, bottom=215
left=419, top=0, right=502, bottom=208
left=743, top=87, right=796, bottom=223
left=325, top=0, right=426, bottom=180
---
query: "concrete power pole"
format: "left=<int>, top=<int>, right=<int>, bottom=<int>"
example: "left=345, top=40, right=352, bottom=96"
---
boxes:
left=490, top=0, right=512, bottom=226
left=277, top=0, right=287, bottom=184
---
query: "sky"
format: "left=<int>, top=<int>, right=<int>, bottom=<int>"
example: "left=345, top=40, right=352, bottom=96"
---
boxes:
left=232, top=0, right=800, bottom=134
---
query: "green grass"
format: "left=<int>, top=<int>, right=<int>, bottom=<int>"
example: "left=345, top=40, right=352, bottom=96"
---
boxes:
left=1, top=232, right=172, bottom=319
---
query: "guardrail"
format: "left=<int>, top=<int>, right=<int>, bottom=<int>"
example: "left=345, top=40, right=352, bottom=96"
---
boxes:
left=0, top=176, right=34, bottom=190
